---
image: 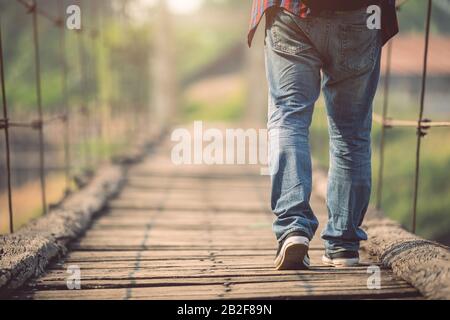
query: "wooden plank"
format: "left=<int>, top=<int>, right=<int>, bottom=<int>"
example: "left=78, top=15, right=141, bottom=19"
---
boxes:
left=31, top=265, right=396, bottom=286
left=124, top=182, right=269, bottom=192
left=81, top=229, right=275, bottom=237
left=119, top=189, right=265, bottom=199
left=64, top=250, right=278, bottom=262
left=16, top=282, right=420, bottom=300
left=46, top=252, right=338, bottom=271
left=27, top=271, right=409, bottom=292
left=70, top=244, right=326, bottom=251
left=15, top=285, right=224, bottom=300
left=107, top=201, right=270, bottom=213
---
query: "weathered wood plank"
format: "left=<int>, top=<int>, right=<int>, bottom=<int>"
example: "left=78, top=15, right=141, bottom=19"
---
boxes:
left=26, top=272, right=408, bottom=292
left=69, top=244, right=326, bottom=251
left=64, top=250, right=278, bottom=262
left=15, top=282, right=420, bottom=300
left=107, top=201, right=270, bottom=213
left=30, top=265, right=392, bottom=281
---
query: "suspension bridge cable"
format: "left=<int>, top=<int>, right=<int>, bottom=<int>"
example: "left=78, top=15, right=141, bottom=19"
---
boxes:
left=412, top=0, right=433, bottom=233
left=0, top=17, right=14, bottom=233
left=30, top=0, right=47, bottom=215
left=376, top=39, right=393, bottom=210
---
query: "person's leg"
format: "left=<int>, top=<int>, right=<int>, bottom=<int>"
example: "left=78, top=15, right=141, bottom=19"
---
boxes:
left=320, top=9, right=382, bottom=258
left=265, top=9, right=322, bottom=244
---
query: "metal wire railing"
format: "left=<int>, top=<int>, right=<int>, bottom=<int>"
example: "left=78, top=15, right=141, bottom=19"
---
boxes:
left=0, top=0, right=149, bottom=233
left=0, top=0, right=88, bottom=232
left=374, top=0, right=450, bottom=233
left=0, top=18, right=13, bottom=234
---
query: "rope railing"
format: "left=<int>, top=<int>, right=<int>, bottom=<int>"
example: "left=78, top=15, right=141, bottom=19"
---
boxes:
left=374, top=0, right=449, bottom=233
left=0, top=0, right=145, bottom=233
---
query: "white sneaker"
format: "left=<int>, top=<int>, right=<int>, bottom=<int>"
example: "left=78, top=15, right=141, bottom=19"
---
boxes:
left=322, top=251, right=360, bottom=268
left=274, top=232, right=310, bottom=270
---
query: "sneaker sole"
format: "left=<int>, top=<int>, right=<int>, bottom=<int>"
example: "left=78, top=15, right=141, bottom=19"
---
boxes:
left=274, top=236, right=309, bottom=270
left=322, top=255, right=359, bottom=268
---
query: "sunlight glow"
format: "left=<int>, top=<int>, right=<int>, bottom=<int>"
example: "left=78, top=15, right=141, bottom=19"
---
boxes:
left=137, top=0, right=204, bottom=15
left=167, top=0, right=204, bottom=15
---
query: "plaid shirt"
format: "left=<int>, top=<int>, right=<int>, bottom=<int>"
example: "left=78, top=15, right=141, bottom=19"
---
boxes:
left=248, top=0, right=398, bottom=47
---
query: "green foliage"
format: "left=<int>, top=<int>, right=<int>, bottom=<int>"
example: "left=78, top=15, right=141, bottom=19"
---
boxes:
left=182, top=88, right=245, bottom=122
left=0, top=0, right=152, bottom=114
left=398, top=0, right=450, bottom=34
left=172, top=0, right=249, bottom=81
left=175, top=27, right=239, bottom=80
left=74, top=136, right=128, bottom=171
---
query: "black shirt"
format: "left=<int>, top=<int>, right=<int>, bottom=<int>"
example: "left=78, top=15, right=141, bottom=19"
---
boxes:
left=302, top=0, right=380, bottom=12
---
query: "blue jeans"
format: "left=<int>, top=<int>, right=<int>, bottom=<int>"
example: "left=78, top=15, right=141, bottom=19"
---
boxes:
left=265, top=8, right=381, bottom=254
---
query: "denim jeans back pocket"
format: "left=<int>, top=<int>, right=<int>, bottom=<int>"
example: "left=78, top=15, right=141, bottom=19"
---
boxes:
left=339, top=24, right=379, bottom=74
left=269, top=11, right=311, bottom=56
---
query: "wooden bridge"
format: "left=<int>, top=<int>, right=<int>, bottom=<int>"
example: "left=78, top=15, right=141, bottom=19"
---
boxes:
left=1, top=0, right=449, bottom=301
left=11, top=140, right=422, bottom=300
